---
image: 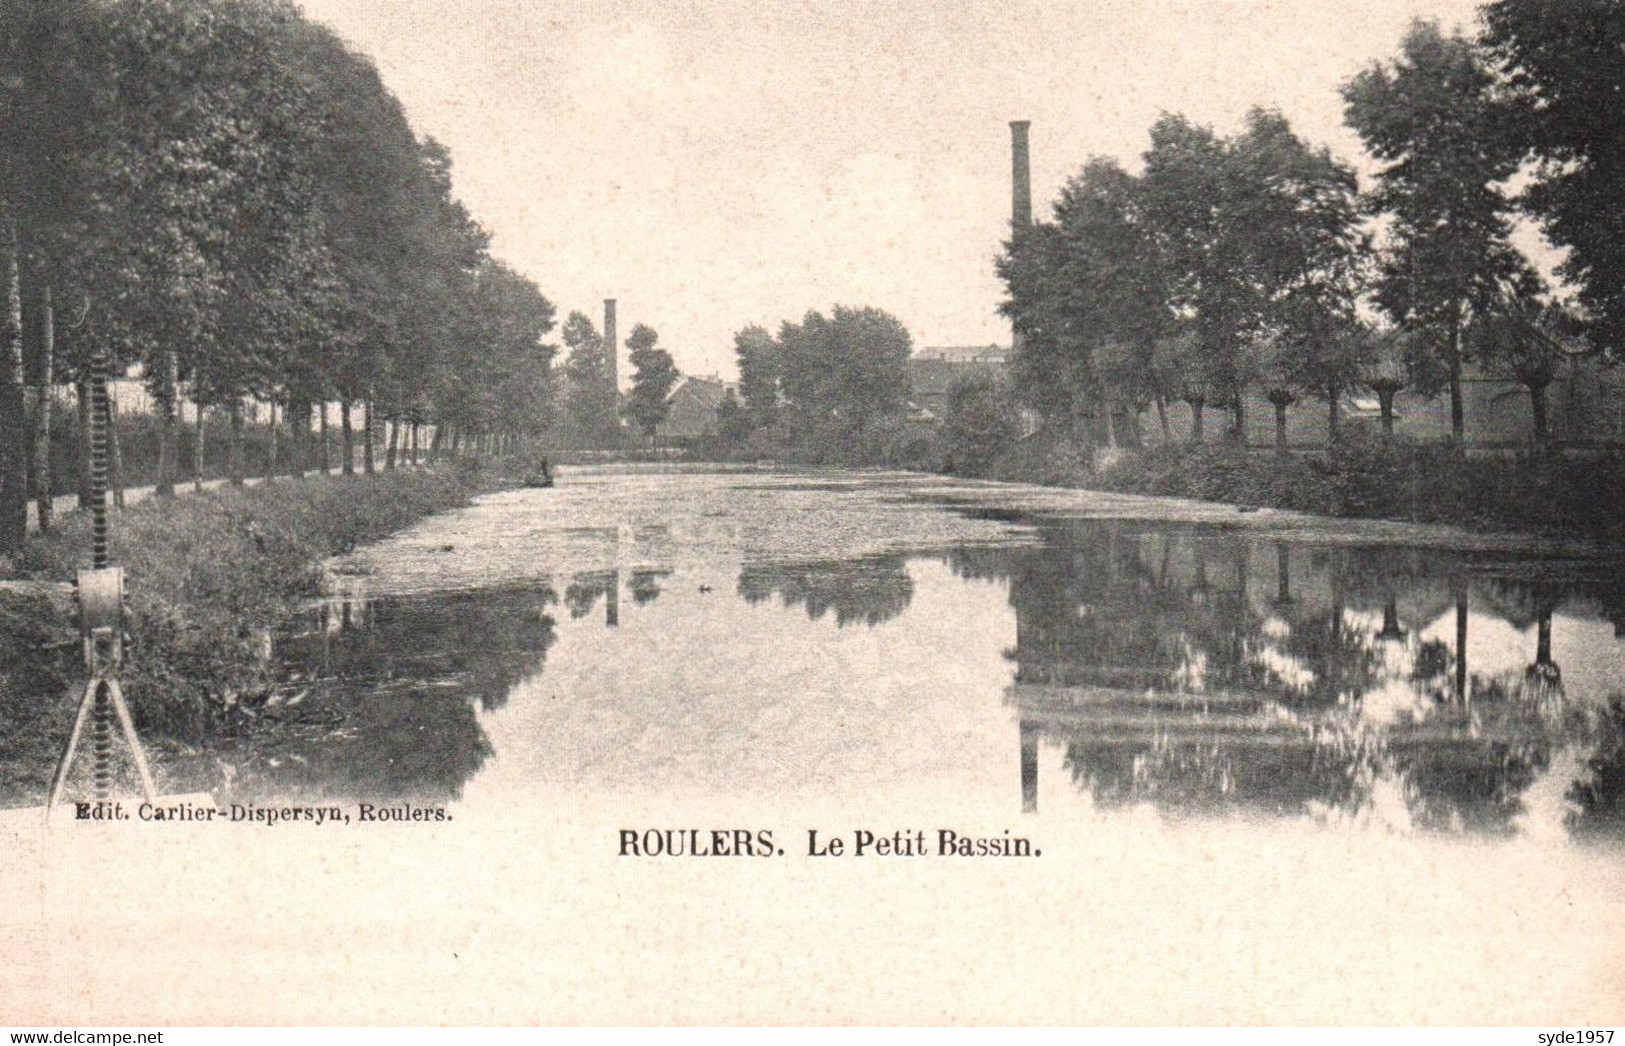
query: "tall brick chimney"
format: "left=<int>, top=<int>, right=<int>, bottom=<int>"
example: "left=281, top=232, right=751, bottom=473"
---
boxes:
left=603, top=298, right=618, bottom=394
left=1010, top=120, right=1032, bottom=230
left=1009, top=120, right=1031, bottom=353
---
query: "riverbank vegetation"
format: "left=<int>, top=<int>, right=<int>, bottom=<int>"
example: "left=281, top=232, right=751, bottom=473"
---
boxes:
left=692, top=3, right=1625, bottom=538
left=0, top=0, right=561, bottom=556
left=988, top=11, right=1618, bottom=455
left=717, top=305, right=921, bottom=465
left=0, top=466, right=488, bottom=793
left=1097, top=436, right=1625, bottom=535
left=940, top=3, right=1625, bottom=536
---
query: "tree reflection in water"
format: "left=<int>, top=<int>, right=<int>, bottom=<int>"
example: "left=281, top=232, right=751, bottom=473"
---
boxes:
left=1570, top=698, right=1625, bottom=841
left=565, top=570, right=620, bottom=626
left=216, top=583, right=562, bottom=806
left=629, top=568, right=673, bottom=606
left=968, top=520, right=1625, bottom=840
left=737, top=556, right=914, bottom=628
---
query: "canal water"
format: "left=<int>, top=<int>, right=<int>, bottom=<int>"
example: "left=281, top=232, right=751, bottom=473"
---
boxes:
left=5, top=464, right=1624, bottom=1023
left=220, top=465, right=1625, bottom=842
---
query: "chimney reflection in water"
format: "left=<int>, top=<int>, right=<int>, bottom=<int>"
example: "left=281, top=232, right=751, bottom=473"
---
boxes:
left=1020, top=720, right=1039, bottom=814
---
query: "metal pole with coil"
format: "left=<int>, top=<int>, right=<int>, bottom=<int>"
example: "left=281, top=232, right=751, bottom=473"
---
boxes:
left=46, top=347, right=157, bottom=817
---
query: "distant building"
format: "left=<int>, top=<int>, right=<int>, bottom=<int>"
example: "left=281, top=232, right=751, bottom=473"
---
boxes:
left=656, top=375, right=734, bottom=444
left=915, top=344, right=1009, bottom=365
left=906, top=345, right=1011, bottom=421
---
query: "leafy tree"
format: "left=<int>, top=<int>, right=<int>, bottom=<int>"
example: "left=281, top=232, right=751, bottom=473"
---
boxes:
left=715, top=388, right=751, bottom=447
left=777, top=305, right=912, bottom=461
left=1256, top=334, right=1299, bottom=451
left=1233, top=111, right=1369, bottom=442
left=941, top=371, right=1020, bottom=476
left=1482, top=0, right=1625, bottom=359
left=1343, top=20, right=1532, bottom=445
left=1138, top=109, right=1366, bottom=444
left=451, top=259, right=556, bottom=447
left=1287, top=320, right=1376, bottom=442
left=560, top=310, right=616, bottom=445
left=0, top=0, right=560, bottom=530
left=733, top=324, right=780, bottom=430
left=625, top=323, right=678, bottom=444
left=1470, top=298, right=1583, bottom=446
left=1138, top=115, right=1248, bottom=438
left=1000, top=157, right=1169, bottom=444
left=1362, top=329, right=1412, bottom=437
left=1153, top=326, right=1213, bottom=444
left=998, top=219, right=1087, bottom=427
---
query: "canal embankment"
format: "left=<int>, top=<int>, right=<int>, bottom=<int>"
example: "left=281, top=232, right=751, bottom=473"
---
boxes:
left=0, top=464, right=504, bottom=803
left=972, top=429, right=1625, bottom=540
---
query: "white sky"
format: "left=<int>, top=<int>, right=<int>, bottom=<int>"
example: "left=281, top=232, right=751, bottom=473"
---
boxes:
left=294, top=0, right=1487, bottom=382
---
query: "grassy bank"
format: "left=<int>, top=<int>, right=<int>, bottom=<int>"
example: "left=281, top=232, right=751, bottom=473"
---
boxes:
left=0, top=466, right=489, bottom=793
left=975, top=430, right=1625, bottom=537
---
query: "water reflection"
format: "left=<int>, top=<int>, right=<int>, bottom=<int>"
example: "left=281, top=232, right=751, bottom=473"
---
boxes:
left=737, top=556, right=915, bottom=628
left=629, top=568, right=672, bottom=606
left=6, top=470, right=1623, bottom=849
left=969, top=521, right=1625, bottom=839
left=565, top=570, right=621, bottom=626
left=213, top=583, right=561, bottom=805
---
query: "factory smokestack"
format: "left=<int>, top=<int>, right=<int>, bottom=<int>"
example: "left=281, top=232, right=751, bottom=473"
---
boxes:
left=1010, top=120, right=1032, bottom=230
left=1009, top=121, right=1031, bottom=354
left=603, top=298, right=618, bottom=395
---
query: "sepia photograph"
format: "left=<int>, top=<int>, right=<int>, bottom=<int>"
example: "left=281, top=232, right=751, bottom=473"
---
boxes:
left=1, top=0, right=1623, bottom=1029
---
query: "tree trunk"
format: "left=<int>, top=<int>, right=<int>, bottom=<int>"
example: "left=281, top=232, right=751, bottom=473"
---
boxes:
left=1448, top=314, right=1465, bottom=446
left=1188, top=398, right=1205, bottom=445
left=428, top=424, right=443, bottom=463
left=319, top=402, right=331, bottom=474
left=1454, top=586, right=1469, bottom=705
left=1102, top=399, right=1118, bottom=450
left=410, top=421, right=420, bottom=465
left=299, top=401, right=313, bottom=477
left=0, top=226, right=25, bottom=552
left=1327, top=388, right=1342, bottom=443
left=107, top=389, right=125, bottom=508
left=32, top=284, right=53, bottom=532
left=193, top=402, right=206, bottom=492
left=288, top=400, right=306, bottom=478
left=362, top=398, right=375, bottom=475
left=1378, top=389, right=1396, bottom=438
left=386, top=417, right=399, bottom=470
left=156, top=348, right=179, bottom=498
left=227, top=398, right=244, bottom=487
left=1155, top=393, right=1171, bottom=441
left=266, top=401, right=279, bottom=481
left=1530, top=383, right=1550, bottom=446
left=1274, top=402, right=1288, bottom=452
left=340, top=401, right=354, bottom=476
left=1231, top=395, right=1247, bottom=444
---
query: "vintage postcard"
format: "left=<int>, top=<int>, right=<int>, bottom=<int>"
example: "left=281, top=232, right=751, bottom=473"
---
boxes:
left=1, top=0, right=1623, bottom=1029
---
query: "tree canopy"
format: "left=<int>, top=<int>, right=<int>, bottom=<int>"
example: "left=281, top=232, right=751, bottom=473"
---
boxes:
left=0, top=0, right=561, bottom=547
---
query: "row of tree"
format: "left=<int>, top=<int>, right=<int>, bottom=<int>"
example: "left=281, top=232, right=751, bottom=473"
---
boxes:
left=552, top=311, right=680, bottom=446
left=998, top=6, right=1621, bottom=451
left=727, top=305, right=915, bottom=463
left=0, top=0, right=563, bottom=554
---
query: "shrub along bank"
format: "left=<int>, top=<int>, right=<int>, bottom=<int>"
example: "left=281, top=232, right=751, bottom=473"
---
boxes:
left=0, top=465, right=489, bottom=779
left=971, top=429, right=1625, bottom=537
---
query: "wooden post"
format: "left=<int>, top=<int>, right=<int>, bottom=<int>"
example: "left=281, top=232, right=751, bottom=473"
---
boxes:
left=193, top=401, right=207, bottom=493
